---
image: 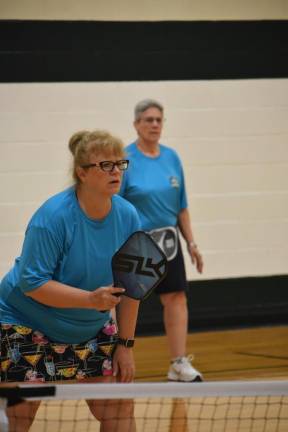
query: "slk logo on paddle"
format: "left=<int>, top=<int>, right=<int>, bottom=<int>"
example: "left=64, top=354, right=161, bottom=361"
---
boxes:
left=112, top=231, right=168, bottom=300
left=113, top=253, right=166, bottom=278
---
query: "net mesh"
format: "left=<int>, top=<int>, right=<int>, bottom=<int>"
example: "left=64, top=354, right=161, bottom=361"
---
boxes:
left=30, top=396, right=288, bottom=432
left=1, top=381, right=288, bottom=432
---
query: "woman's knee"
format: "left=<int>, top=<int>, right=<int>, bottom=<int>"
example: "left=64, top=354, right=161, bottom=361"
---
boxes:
left=87, top=398, right=134, bottom=421
left=160, top=291, right=187, bottom=307
left=7, top=401, right=40, bottom=432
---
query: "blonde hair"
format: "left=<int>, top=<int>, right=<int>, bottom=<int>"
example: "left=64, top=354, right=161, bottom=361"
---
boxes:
left=68, top=130, right=125, bottom=183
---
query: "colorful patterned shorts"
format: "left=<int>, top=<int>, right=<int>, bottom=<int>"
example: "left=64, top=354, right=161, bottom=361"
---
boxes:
left=0, top=319, right=118, bottom=383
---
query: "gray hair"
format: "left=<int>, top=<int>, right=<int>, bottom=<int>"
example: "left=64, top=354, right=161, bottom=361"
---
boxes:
left=134, top=99, right=164, bottom=121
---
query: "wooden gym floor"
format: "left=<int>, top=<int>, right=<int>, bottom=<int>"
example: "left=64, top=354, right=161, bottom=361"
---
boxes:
left=134, top=325, right=288, bottom=382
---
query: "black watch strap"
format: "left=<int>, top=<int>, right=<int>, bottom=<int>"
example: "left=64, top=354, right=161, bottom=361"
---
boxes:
left=117, top=337, right=135, bottom=348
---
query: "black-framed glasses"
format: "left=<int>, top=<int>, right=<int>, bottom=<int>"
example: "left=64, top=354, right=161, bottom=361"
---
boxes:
left=81, top=159, right=129, bottom=172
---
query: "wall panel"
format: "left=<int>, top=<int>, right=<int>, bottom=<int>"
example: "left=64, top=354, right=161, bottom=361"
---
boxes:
left=0, top=0, right=287, bottom=21
left=0, top=80, right=287, bottom=283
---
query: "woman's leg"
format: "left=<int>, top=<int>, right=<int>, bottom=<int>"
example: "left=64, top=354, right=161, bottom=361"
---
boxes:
left=160, top=291, right=188, bottom=358
left=6, top=401, right=40, bottom=432
left=160, top=291, right=203, bottom=382
left=85, top=376, right=136, bottom=432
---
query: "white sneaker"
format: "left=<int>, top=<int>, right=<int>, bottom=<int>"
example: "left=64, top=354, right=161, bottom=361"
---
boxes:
left=167, top=355, right=203, bottom=382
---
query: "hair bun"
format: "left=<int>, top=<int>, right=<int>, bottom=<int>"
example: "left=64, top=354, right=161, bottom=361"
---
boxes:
left=68, top=131, right=89, bottom=155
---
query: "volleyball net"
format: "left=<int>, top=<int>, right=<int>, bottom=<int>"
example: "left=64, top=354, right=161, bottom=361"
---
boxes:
left=0, top=380, right=288, bottom=432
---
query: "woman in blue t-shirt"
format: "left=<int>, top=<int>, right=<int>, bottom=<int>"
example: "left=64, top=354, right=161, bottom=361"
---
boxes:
left=120, top=99, right=204, bottom=383
left=0, top=130, right=140, bottom=432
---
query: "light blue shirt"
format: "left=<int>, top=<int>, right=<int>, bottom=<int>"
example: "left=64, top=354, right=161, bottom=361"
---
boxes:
left=120, top=142, right=188, bottom=231
left=0, top=187, right=140, bottom=343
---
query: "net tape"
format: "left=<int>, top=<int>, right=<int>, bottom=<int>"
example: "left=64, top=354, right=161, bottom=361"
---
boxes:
left=1, top=380, right=287, bottom=401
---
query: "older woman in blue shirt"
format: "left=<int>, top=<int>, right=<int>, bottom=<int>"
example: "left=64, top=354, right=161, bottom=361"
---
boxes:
left=120, top=99, right=204, bottom=383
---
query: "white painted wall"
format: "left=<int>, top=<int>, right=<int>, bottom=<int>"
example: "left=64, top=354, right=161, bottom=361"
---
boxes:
left=0, top=0, right=287, bottom=20
left=1, top=79, right=287, bottom=280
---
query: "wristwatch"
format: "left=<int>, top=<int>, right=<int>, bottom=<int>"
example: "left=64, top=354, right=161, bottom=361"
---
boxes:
left=117, top=337, right=135, bottom=348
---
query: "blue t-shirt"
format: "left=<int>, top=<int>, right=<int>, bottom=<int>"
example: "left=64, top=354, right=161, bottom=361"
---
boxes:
left=120, top=142, right=187, bottom=231
left=0, top=187, right=140, bottom=343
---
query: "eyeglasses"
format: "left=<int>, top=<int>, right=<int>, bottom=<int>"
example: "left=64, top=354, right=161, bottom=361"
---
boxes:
left=81, top=159, right=129, bottom=172
left=142, top=117, right=163, bottom=124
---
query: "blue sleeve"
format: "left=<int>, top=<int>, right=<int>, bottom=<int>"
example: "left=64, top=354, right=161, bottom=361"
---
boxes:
left=180, top=165, right=188, bottom=209
left=129, top=205, right=142, bottom=233
left=18, top=226, right=63, bottom=292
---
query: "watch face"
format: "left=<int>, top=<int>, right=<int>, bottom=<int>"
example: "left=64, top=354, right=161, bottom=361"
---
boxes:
left=118, top=338, right=134, bottom=347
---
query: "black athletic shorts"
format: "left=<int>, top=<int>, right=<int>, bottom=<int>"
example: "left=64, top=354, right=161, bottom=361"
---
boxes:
left=154, top=241, right=188, bottom=295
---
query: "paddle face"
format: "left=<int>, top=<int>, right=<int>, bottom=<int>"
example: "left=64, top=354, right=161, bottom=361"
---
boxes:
left=112, top=231, right=168, bottom=300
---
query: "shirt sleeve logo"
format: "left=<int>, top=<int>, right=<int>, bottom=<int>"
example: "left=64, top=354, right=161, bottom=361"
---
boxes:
left=170, top=176, right=180, bottom=188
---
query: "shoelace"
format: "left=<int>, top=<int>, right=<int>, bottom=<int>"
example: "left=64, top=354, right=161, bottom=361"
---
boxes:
left=172, top=354, right=195, bottom=365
